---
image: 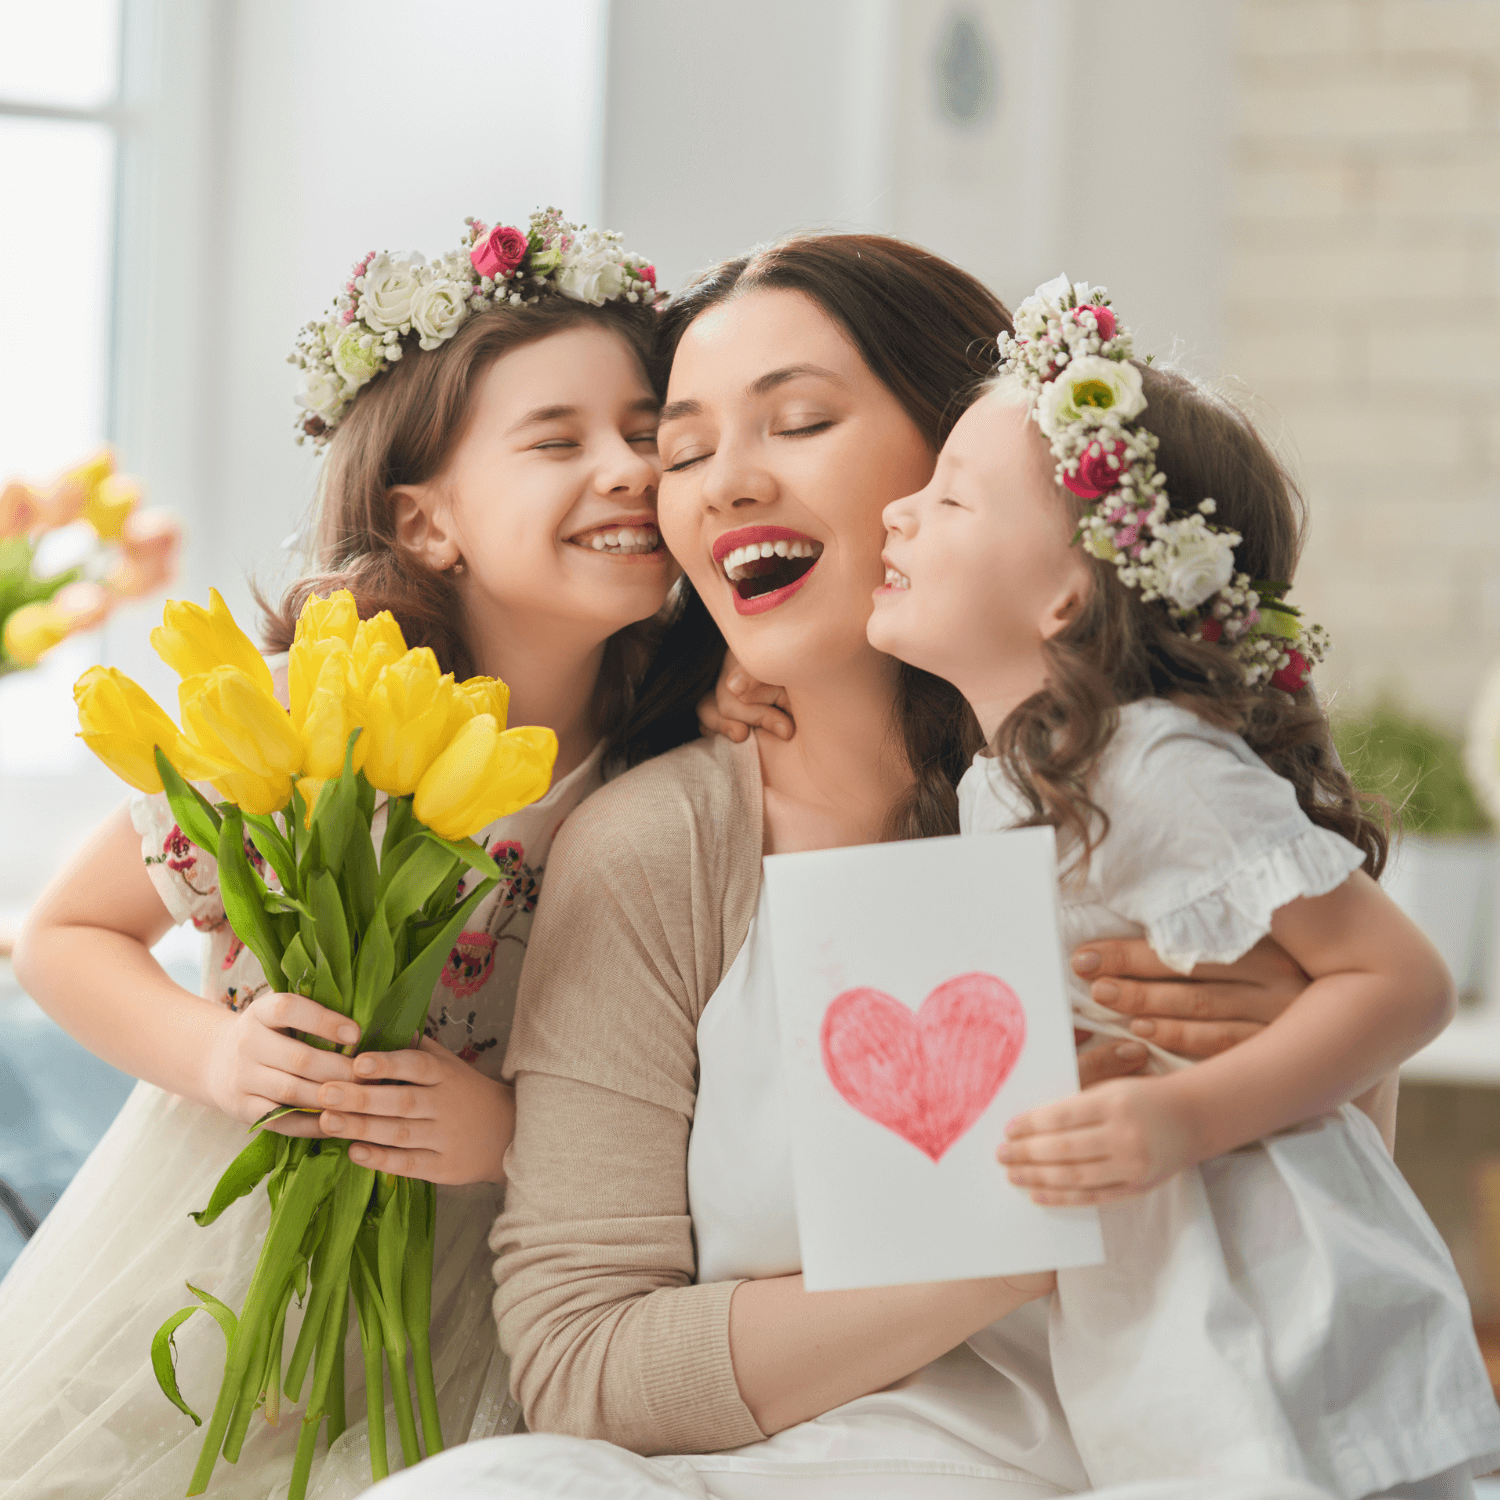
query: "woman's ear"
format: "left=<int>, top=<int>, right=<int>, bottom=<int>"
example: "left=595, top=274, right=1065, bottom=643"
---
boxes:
left=391, top=485, right=461, bottom=572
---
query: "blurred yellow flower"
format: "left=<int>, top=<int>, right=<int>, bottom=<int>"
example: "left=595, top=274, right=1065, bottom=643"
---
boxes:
left=180, top=665, right=303, bottom=815
left=294, top=589, right=359, bottom=650
left=4, top=601, right=71, bottom=666
left=0, top=480, right=41, bottom=538
left=44, top=448, right=113, bottom=529
left=152, top=589, right=276, bottom=696
left=360, top=648, right=457, bottom=796
left=83, top=473, right=141, bottom=541
left=73, top=665, right=223, bottom=793
left=413, top=716, right=557, bottom=840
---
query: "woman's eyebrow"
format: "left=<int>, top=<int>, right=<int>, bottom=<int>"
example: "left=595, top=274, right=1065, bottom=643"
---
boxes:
left=658, top=398, right=701, bottom=426
left=747, top=363, right=846, bottom=398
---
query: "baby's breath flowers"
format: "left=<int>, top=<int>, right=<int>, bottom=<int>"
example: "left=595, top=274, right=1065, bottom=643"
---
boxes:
left=289, top=208, right=663, bottom=447
left=998, top=276, right=1327, bottom=692
left=74, top=589, right=556, bottom=1499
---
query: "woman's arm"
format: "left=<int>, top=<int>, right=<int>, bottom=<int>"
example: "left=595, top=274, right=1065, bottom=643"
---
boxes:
left=1000, top=872, right=1447, bottom=1201
left=14, top=802, right=358, bottom=1120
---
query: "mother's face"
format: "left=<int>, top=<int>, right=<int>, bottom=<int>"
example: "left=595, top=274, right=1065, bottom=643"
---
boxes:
left=656, top=289, right=934, bottom=690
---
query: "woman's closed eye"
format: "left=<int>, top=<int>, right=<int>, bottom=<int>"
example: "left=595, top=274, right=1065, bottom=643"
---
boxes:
left=773, top=419, right=834, bottom=439
left=664, top=446, right=711, bottom=473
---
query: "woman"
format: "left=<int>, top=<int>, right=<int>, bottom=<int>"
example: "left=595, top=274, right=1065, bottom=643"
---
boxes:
left=375, top=236, right=1386, bottom=1500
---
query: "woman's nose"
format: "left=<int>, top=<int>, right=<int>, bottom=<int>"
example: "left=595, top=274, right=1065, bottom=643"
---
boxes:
left=700, top=441, right=775, bottom=513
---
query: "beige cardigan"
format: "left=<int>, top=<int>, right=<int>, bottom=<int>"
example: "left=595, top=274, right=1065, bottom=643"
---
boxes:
left=490, top=732, right=769, bottom=1456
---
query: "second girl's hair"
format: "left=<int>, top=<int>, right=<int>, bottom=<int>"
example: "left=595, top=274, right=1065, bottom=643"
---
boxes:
left=615, top=232, right=1009, bottom=839
left=259, top=297, right=664, bottom=735
left=991, top=363, right=1389, bottom=878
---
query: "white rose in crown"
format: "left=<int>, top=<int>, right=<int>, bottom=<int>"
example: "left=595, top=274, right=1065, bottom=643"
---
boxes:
left=1161, top=531, right=1236, bottom=610
left=557, top=238, right=627, bottom=306
left=1036, top=354, right=1146, bottom=439
left=297, top=368, right=346, bottom=419
left=332, top=326, right=384, bottom=389
left=410, top=279, right=470, bottom=350
left=357, top=252, right=423, bottom=332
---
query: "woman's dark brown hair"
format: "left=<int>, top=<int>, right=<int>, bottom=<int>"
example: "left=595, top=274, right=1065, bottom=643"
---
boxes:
left=991, top=363, right=1389, bottom=878
left=613, top=232, right=1010, bottom=839
left=259, top=297, right=664, bottom=736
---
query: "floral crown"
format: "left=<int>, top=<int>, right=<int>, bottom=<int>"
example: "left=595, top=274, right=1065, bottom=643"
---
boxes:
left=995, top=275, right=1326, bottom=693
left=290, top=208, right=663, bottom=447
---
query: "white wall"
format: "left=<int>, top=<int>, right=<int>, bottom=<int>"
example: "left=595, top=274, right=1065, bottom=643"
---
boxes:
left=604, top=0, right=1238, bottom=372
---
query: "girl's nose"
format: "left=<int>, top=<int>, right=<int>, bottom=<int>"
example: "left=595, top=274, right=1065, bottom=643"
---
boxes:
left=600, top=439, right=658, bottom=499
left=882, top=491, right=918, bottom=535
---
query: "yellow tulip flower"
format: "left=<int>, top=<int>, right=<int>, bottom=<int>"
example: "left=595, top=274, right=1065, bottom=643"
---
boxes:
left=299, top=648, right=370, bottom=780
left=288, top=634, right=351, bottom=730
left=83, top=472, right=141, bottom=541
left=296, top=775, right=330, bottom=829
left=179, top=665, right=302, bottom=815
left=350, top=612, right=407, bottom=697
left=457, top=674, right=510, bottom=730
left=413, top=716, right=557, bottom=841
left=73, top=665, right=224, bottom=793
left=360, top=647, right=458, bottom=796
left=293, top=589, right=359, bottom=650
left=151, top=588, right=276, bottom=695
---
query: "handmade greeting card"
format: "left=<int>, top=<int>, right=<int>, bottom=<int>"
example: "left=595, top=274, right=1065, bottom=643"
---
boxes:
left=763, top=826, right=1104, bottom=1291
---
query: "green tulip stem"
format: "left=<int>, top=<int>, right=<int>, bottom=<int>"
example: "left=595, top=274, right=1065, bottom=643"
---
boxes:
left=351, top=1249, right=389, bottom=1483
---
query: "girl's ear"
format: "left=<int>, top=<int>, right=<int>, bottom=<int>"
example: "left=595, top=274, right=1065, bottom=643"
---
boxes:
left=1040, top=574, right=1090, bottom=642
left=391, top=485, right=460, bottom=572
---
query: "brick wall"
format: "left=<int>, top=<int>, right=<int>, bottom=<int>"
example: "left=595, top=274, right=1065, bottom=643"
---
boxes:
left=1229, top=0, right=1500, bottom=731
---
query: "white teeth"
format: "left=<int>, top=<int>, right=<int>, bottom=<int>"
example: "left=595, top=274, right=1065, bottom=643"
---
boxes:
left=577, top=525, right=660, bottom=555
left=884, top=566, right=910, bottom=589
left=720, top=537, right=823, bottom=581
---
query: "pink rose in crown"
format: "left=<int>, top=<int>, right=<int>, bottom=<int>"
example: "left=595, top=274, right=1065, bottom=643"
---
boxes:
left=638, top=264, right=657, bottom=287
left=1064, top=438, right=1124, bottom=499
left=1196, top=616, right=1224, bottom=644
left=1271, top=648, right=1310, bottom=694
left=1073, top=304, right=1116, bottom=341
left=471, top=225, right=529, bottom=280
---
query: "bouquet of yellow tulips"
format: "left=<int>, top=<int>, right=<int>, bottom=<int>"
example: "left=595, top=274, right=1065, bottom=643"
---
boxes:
left=2, top=448, right=180, bottom=672
left=73, top=587, right=556, bottom=1498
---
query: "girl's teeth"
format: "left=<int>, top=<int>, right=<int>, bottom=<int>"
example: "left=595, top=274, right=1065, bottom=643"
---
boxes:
left=582, top=526, right=659, bottom=554
left=884, top=566, right=910, bottom=589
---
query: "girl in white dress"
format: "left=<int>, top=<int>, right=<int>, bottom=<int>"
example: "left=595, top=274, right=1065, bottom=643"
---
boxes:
left=866, top=277, right=1500, bottom=1499
left=0, top=211, right=672, bottom=1499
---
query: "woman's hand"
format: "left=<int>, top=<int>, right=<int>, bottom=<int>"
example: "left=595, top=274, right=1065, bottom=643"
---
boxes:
left=697, top=651, right=794, bottom=743
left=1073, top=934, right=1308, bottom=1057
left=314, top=1037, right=515, bottom=1186
left=998, top=1077, right=1201, bottom=1206
left=202, top=990, right=359, bottom=1129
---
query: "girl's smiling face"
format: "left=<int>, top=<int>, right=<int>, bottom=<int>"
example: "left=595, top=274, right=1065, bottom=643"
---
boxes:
left=395, top=321, right=673, bottom=642
left=656, top=288, right=934, bottom=690
left=869, top=389, right=1093, bottom=736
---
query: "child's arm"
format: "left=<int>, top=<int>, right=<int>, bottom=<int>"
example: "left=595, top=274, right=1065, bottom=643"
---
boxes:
left=13, top=803, right=360, bottom=1125
left=998, top=870, right=1450, bottom=1204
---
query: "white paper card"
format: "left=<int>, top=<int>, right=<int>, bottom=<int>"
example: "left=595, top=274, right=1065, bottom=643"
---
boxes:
left=763, top=826, right=1104, bottom=1291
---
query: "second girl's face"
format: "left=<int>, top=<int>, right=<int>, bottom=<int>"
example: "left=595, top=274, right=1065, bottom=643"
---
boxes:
left=409, top=321, right=672, bottom=639
left=656, top=289, right=935, bottom=689
left=869, top=391, right=1093, bottom=730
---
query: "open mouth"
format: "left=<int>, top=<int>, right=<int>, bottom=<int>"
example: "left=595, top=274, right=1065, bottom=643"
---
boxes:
left=566, top=520, right=662, bottom=556
left=714, top=526, right=825, bottom=603
left=882, top=565, right=910, bottom=590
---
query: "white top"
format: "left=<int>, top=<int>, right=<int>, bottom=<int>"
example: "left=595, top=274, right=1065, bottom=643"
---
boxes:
left=958, top=699, right=1500, bottom=1497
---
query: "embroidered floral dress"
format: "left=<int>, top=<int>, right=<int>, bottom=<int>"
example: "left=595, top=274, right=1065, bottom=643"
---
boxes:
left=0, top=743, right=604, bottom=1500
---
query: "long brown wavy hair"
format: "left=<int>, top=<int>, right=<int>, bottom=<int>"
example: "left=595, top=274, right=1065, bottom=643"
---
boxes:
left=259, top=297, right=665, bottom=736
left=612, top=232, right=1005, bottom=839
left=990, top=362, right=1389, bottom=879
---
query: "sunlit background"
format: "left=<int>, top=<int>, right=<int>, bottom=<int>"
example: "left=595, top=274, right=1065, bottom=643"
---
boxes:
left=3, top=0, right=1500, bottom=1366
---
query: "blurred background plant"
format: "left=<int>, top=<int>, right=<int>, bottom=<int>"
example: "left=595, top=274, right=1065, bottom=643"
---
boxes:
left=0, top=449, right=180, bottom=676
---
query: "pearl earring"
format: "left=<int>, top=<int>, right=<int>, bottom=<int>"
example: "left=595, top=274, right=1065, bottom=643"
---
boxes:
left=447, top=556, right=465, bottom=577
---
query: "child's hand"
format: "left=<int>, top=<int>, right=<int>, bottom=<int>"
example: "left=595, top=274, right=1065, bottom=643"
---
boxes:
left=203, top=990, right=359, bottom=1129
left=997, top=1077, right=1203, bottom=1205
left=697, top=651, right=794, bottom=743
left=313, top=1038, right=515, bottom=1187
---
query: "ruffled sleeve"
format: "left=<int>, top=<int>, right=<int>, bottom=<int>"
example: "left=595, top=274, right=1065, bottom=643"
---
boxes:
left=1090, top=701, right=1369, bottom=974
left=128, top=789, right=227, bottom=933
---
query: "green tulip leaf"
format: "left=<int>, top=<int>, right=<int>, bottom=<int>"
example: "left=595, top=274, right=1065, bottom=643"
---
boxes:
left=281, top=933, right=314, bottom=998
left=340, top=807, right=378, bottom=935
left=216, top=809, right=286, bottom=993
left=243, top=812, right=298, bottom=899
left=190, top=1129, right=280, bottom=1226
left=351, top=911, right=395, bottom=1035
left=416, top=828, right=500, bottom=881
left=154, top=747, right=223, bottom=856
left=379, top=839, right=461, bottom=931
left=307, top=730, right=363, bottom=878
left=262, top=889, right=312, bottom=919
left=308, top=870, right=353, bottom=1007
left=381, top=794, right=413, bottom=864
left=149, top=1282, right=241, bottom=1428
left=248, top=1103, right=320, bottom=1132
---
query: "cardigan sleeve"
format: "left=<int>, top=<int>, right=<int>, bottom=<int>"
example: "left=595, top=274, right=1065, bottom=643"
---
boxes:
left=490, top=734, right=766, bottom=1455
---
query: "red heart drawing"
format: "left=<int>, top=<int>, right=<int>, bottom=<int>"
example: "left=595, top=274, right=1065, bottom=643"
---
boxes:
left=819, top=974, right=1026, bottom=1161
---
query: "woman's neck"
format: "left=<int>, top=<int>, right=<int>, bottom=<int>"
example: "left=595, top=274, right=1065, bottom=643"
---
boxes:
left=755, top=651, right=911, bottom=854
left=464, top=610, right=606, bottom=783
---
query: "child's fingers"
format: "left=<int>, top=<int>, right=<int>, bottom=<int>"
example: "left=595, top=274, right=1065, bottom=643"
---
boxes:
left=1004, top=1158, right=1129, bottom=1192
left=252, top=1063, right=331, bottom=1114
left=259, top=1028, right=359, bottom=1085
left=252, top=991, right=361, bottom=1048
left=996, top=1126, right=1114, bottom=1166
left=317, top=1079, right=426, bottom=1121
left=346, top=1141, right=442, bottom=1180
left=350, top=1043, right=446, bottom=1084
left=1027, top=1183, right=1143, bottom=1207
left=1005, top=1095, right=1104, bottom=1140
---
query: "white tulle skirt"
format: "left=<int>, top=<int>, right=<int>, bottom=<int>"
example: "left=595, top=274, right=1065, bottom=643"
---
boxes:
left=0, top=1081, right=516, bottom=1500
